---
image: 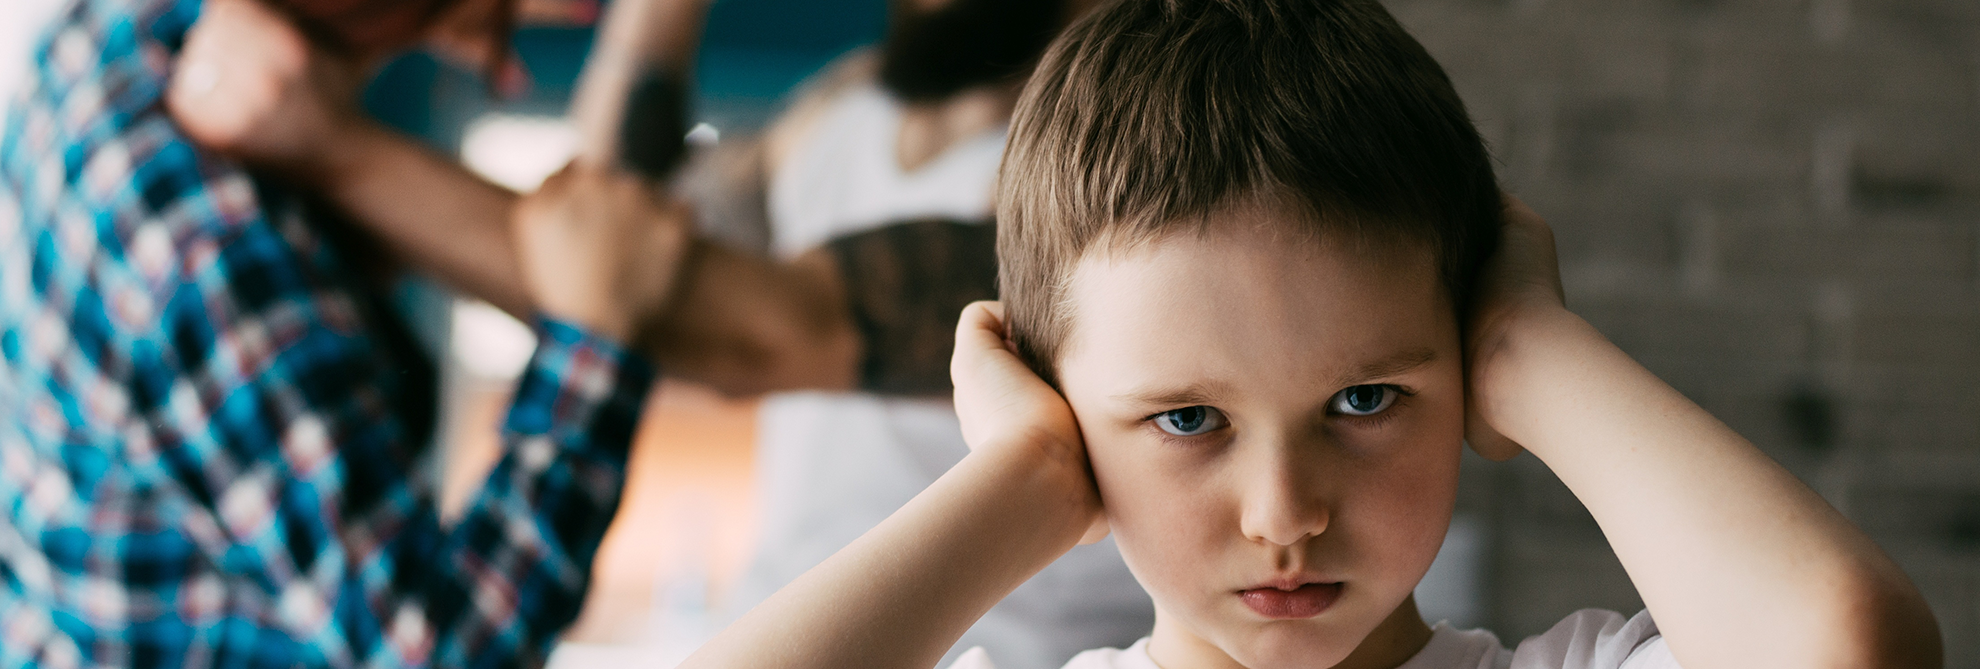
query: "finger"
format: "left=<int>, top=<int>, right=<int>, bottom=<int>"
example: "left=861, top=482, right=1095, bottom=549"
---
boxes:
left=951, top=301, right=1047, bottom=449
left=657, top=198, right=697, bottom=233
left=1500, top=194, right=1555, bottom=240
left=952, top=301, right=1010, bottom=373
left=569, top=162, right=641, bottom=200
left=950, top=302, right=1014, bottom=406
left=1497, top=193, right=1565, bottom=297
left=1501, top=193, right=1539, bottom=221
left=515, top=167, right=576, bottom=234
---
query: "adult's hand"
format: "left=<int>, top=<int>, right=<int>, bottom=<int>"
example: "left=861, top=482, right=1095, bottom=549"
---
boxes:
left=166, top=0, right=369, bottom=182
left=513, top=164, right=696, bottom=343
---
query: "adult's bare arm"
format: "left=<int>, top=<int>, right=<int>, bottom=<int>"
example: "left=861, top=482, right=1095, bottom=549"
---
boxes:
left=822, top=218, right=1000, bottom=395
left=568, top=0, right=710, bottom=167
left=320, top=124, right=536, bottom=314
left=646, top=173, right=1003, bottom=396
left=168, top=2, right=980, bottom=397
left=168, top=0, right=535, bottom=314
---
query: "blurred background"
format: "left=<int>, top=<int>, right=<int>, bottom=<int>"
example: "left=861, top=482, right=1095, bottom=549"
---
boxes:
left=1400, top=1, right=1980, bottom=662
left=3, top=0, right=1977, bottom=665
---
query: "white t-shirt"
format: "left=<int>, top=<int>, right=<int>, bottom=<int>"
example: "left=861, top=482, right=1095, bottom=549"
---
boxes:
left=947, top=609, right=1678, bottom=669
left=721, top=74, right=1154, bottom=669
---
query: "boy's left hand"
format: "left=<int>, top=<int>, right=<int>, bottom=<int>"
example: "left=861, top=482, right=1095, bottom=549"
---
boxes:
left=950, top=302, right=1108, bottom=544
left=1462, top=195, right=1568, bottom=461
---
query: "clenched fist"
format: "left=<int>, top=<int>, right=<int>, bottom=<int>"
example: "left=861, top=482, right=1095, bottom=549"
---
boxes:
left=1461, top=195, right=1565, bottom=462
left=165, top=0, right=368, bottom=180
left=513, top=164, right=696, bottom=343
left=949, top=301, right=1108, bottom=545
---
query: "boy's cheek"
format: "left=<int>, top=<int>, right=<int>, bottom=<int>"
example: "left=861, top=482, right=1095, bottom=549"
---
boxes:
left=1092, top=448, right=1243, bottom=609
left=1344, top=434, right=1463, bottom=587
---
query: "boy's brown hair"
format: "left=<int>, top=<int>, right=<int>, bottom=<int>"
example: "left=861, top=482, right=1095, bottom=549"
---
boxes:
left=997, top=0, right=1501, bottom=383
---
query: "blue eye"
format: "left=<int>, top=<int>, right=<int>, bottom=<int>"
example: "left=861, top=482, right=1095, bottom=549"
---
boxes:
left=1157, top=406, right=1227, bottom=436
left=1330, top=385, right=1397, bottom=417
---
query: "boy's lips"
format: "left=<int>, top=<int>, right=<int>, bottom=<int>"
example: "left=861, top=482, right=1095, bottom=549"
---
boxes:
left=1238, top=581, right=1343, bottom=619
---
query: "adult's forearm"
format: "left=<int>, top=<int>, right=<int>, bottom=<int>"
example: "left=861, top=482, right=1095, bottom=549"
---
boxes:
left=825, top=219, right=1000, bottom=395
left=303, top=125, right=865, bottom=394
left=645, top=217, right=1003, bottom=397
left=302, top=127, right=961, bottom=399
left=1481, top=309, right=1939, bottom=668
left=569, top=0, right=712, bottom=165
left=679, top=442, right=1091, bottom=669
left=317, top=122, right=533, bottom=316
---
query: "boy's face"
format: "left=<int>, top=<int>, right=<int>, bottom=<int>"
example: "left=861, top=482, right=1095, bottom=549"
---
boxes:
left=1055, top=202, right=1463, bottom=668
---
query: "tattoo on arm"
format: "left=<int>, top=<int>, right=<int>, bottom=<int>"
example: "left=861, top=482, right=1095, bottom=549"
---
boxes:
left=826, top=218, right=999, bottom=396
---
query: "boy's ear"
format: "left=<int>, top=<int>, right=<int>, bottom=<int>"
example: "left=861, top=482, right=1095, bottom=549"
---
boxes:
left=1464, top=402, right=1525, bottom=461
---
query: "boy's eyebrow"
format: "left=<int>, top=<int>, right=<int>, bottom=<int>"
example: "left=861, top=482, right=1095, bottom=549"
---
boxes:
left=1335, top=347, right=1439, bottom=387
left=1110, top=381, right=1236, bottom=408
left=1108, top=349, right=1438, bottom=408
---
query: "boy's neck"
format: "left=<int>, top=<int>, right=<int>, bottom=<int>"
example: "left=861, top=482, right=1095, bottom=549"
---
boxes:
left=1145, top=596, right=1434, bottom=669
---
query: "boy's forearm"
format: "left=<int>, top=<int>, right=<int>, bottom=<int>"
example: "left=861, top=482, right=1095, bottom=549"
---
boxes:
left=1482, top=309, right=1939, bottom=668
left=316, top=122, right=533, bottom=316
left=680, top=441, right=1092, bottom=669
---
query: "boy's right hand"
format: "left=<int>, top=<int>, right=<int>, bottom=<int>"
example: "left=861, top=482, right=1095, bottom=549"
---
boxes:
left=950, top=302, right=1108, bottom=544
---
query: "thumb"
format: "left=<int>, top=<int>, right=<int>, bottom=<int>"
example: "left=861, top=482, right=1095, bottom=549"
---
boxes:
left=952, top=301, right=1062, bottom=450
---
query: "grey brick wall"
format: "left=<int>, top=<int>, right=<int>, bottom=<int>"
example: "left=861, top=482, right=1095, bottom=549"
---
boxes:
left=1392, top=0, right=1980, bottom=663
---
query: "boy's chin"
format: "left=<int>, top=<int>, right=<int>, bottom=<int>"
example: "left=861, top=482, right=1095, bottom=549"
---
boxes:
left=1195, top=593, right=1409, bottom=669
left=1215, top=621, right=1362, bottom=669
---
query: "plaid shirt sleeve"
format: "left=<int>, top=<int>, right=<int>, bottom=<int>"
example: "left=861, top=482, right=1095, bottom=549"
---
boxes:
left=0, top=1, right=656, bottom=667
left=374, top=320, right=656, bottom=669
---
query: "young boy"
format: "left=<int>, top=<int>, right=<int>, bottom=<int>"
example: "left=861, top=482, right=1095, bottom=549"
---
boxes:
left=675, top=1, right=1942, bottom=668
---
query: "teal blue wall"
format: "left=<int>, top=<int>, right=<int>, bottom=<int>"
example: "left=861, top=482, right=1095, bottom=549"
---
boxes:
left=364, top=0, right=889, bottom=148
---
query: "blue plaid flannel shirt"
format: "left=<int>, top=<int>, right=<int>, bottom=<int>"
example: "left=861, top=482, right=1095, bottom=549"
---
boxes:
left=0, top=0, right=658, bottom=666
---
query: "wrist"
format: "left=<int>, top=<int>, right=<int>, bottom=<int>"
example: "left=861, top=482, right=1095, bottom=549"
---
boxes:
left=970, top=430, right=1103, bottom=544
left=540, top=301, right=638, bottom=345
left=1468, top=305, right=1595, bottom=439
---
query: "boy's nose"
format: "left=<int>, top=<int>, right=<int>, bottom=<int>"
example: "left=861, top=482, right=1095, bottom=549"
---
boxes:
left=1236, top=438, right=1331, bottom=547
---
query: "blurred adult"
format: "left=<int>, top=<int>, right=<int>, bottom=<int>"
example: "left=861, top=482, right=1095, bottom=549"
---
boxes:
left=0, top=0, right=684, bottom=665
left=158, top=0, right=1156, bottom=666
left=662, top=2, right=1158, bottom=668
